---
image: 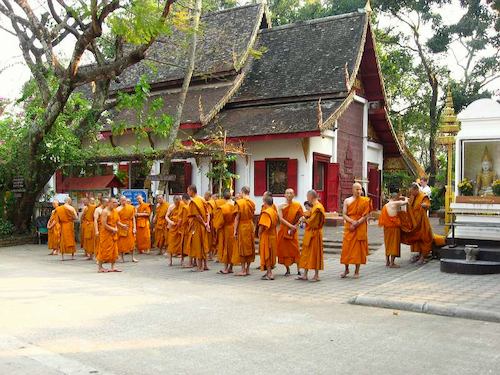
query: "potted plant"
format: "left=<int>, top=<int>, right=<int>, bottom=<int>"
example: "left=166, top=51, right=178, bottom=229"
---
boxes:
left=493, top=180, right=500, bottom=197
left=458, top=178, right=473, bottom=196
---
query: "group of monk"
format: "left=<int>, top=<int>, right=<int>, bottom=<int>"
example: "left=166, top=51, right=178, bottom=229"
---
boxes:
left=46, top=180, right=442, bottom=278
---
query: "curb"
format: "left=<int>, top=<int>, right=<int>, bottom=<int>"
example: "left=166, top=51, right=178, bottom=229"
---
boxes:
left=348, top=295, right=500, bottom=323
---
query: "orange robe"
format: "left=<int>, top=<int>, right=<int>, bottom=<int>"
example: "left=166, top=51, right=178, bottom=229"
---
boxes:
left=118, top=204, right=135, bottom=253
left=97, top=209, right=119, bottom=263
left=81, top=204, right=96, bottom=254
left=258, top=207, right=278, bottom=270
left=180, top=202, right=190, bottom=256
left=401, top=192, right=433, bottom=257
left=235, top=198, right=256, bottom=263
left=167, top=204, right=183, bottom=255
left=186, top=196, right=209, bottom=259
left=277, top=201, right=303, bottom=267
left=136, top=203, right=151, bottom=251
left=340, top=197, right=372, bottom=265
left=212, top=198, right=227, bottom=261
left=378, top=205, right=401, bottom=258
left=206, top=199, right=216, bottom=255
left=154, top=202, right=169, bottom=249
left=56, top=205, right=76, bottom=254
left=299, top=202, right=325, bottom=270
left=47, top=210, right=60, bottom=251
left=217, top=202, right=238, bottom=265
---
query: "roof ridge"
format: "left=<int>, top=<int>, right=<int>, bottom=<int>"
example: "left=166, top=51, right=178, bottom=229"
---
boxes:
left=202, top=3, right=261, bottom=18
left=259, top=11, right=366, bottom=33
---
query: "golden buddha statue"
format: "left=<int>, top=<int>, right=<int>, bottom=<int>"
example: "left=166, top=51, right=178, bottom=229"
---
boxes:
left=475, top=146, right=497, bottom=196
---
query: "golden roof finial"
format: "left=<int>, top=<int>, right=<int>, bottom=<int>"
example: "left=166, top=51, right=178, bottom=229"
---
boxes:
left=365, top=0, right=373, bottom=14
left=437, top=85, right=460, bottom=145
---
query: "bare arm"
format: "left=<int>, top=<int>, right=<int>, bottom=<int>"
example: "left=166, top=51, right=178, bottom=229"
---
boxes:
left=342, top=199, right=356, bottom=224
left=166, top=204, right=175, bottom=226
left=93, top=208, right=100, bottom=235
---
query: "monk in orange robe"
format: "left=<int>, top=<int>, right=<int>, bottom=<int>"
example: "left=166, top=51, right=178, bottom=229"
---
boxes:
left=297, top=190, right=325, bottom=282
left=204, top=192, right=217, bottom=260
left=135, top=195, right=152, bottom=254
left=117, top=195, right=137, bottom=263
left=153, top=195, right=169, bottom=255
left=186, top=185, right=210, bottom=272
left=402, top=183, right=434, bottom=264
left=378, top=193, right=409, bottom=268
left=234, top=186, right=256, bottom=276
left=214, top=190, right=237, bottom=274
left=166, top=195, right=183, bottom=266
left=175, top=194, right=189, bottom=266
left=97, top=198, right=121, bottom=273
left=340, top=183, right=373, bottom=278
left=258, top=195, right=278, bottom=280
left=55, top=197, right=78, bottom=261
left=47, top=200, right=61, bottom=255
left=94, top=197, right=108, bottom=260
left=81, top=198, right=97, bottom=260
left=277, top=188, right=304, bottom=276
left=211, top=194, right=227, bottom=262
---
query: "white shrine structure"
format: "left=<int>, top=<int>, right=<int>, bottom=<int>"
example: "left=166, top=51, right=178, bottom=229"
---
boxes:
left=451, top=98, right=500, bottom=241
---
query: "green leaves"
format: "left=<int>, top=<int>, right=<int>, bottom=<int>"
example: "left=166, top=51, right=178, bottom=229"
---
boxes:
left=108, top=0, right=172, bottom=44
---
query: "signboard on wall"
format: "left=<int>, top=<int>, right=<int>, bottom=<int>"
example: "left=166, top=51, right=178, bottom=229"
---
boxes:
left=121, top=189, right=148, bottom=205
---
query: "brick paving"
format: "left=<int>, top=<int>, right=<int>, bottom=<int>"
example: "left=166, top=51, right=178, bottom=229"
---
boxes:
left=1, top=216, right=498, bottom=322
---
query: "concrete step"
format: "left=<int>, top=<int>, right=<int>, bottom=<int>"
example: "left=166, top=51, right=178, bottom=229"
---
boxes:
left=438, top=245, right=500, bottom=262
left=440, top=258, right=500, bottom=275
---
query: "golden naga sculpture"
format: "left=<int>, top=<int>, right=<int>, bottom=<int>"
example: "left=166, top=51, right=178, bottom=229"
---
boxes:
left=475, top=146, right=497, bottom=196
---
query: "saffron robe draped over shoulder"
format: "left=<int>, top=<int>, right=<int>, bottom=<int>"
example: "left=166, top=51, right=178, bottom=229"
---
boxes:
left=167, top=204, right=183, bottom=255
left=378, top=205, right=401, bottom=258
left=299, top=202, right=325, bottom=270
left=258, top=207, right=278, bottom=270
left=401, top=192, right=433, bottom=257
left=216, top=202, right=237, bottom=265
left=47, top=210, right=60, bottom=251
left=136, top=203, right=151, bottom=251
left=206, top=199, right=216, bottom=254
left=212, top=198, right=227, bottom=261
left=118, top=204, right=135, bottom=253
left=56, top=205, right=76, bottom=254
left=277, top=201, right=303, bottom=267
left=186, top=196, right=209, bottom=259
left=340, top=197, right=372, bottom=265
left=235, top=198, right=256, bottom=263
left=179, top=202, right=190, bottom=256
left=81, top=204, right=96, bottom=254
left=154, top=202, right=169, bottom=249
left=97, top=209, right=119, bottom=263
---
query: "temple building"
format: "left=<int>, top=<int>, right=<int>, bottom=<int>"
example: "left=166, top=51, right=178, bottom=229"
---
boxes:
left=53, top=3, right=419, bottom=212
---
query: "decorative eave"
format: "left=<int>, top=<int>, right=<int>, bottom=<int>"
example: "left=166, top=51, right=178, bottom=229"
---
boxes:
left=346, top=13, right=369, bottom=91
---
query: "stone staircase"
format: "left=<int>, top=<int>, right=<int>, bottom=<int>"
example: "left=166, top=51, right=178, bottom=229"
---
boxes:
left=438, top=242, right=500, bottom=275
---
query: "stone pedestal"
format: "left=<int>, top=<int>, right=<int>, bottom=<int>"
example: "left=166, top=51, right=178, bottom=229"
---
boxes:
left=450, top=203, right=500, bottom=241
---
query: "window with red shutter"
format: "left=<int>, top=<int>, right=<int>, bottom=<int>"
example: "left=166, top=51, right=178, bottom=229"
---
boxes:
left=254, top=160, right=266, bottom=196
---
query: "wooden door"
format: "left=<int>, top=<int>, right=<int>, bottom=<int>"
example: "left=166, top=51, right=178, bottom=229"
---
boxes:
left=368, top=164, right=381, bottom=209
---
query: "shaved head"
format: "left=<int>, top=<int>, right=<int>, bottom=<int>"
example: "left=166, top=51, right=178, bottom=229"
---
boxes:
left=285, top=188, right=295, bottom=202
left=241, top=186, right=250, bottom=195
left=352, top=183, right=363, bottom=198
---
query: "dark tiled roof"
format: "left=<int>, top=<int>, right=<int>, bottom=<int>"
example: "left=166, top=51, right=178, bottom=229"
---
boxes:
left=196, top=99, right=345, bottom=139
left=110, top=78, right=240, bottom=126
left=112, top=4, right=265, bottom=91
left=231, top=12, right=367, bottom=103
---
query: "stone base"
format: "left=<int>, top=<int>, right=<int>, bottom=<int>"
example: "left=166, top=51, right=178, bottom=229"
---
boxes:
left=440, top=259, right=500, bottom=275
left=439, top=245, right=500, bottom=262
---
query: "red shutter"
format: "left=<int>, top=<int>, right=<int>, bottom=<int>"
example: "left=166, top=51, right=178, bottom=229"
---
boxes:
left=368, top=166, right=380, bottom=209
left=326, top=163, right=340, bottom=212
left=55, top=170, right=64, bottom=193
left=184, top=162, right=192, bottom=191
left=287, top=159, right=298, bottom=194
left=254, top=160, right=266, bottom=196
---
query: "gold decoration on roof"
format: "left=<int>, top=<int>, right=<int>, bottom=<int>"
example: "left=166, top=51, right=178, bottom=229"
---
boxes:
left=365, top=0, right=373, bottom=14
left=437, top=87, right=460, bottom=145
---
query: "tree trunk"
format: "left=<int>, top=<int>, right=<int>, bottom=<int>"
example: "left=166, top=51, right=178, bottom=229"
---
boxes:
left=159, top=0, right=202, bottom=194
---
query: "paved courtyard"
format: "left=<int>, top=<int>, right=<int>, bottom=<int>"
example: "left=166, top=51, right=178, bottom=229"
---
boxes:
left=1, top=239, right=499, bottom=374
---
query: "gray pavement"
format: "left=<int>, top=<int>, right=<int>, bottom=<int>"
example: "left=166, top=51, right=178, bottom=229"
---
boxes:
left=0, top=241, right=499, bottom=375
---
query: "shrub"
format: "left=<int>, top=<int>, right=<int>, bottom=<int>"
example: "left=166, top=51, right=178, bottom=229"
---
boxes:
left=0, top=217, right=15, bottom=237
